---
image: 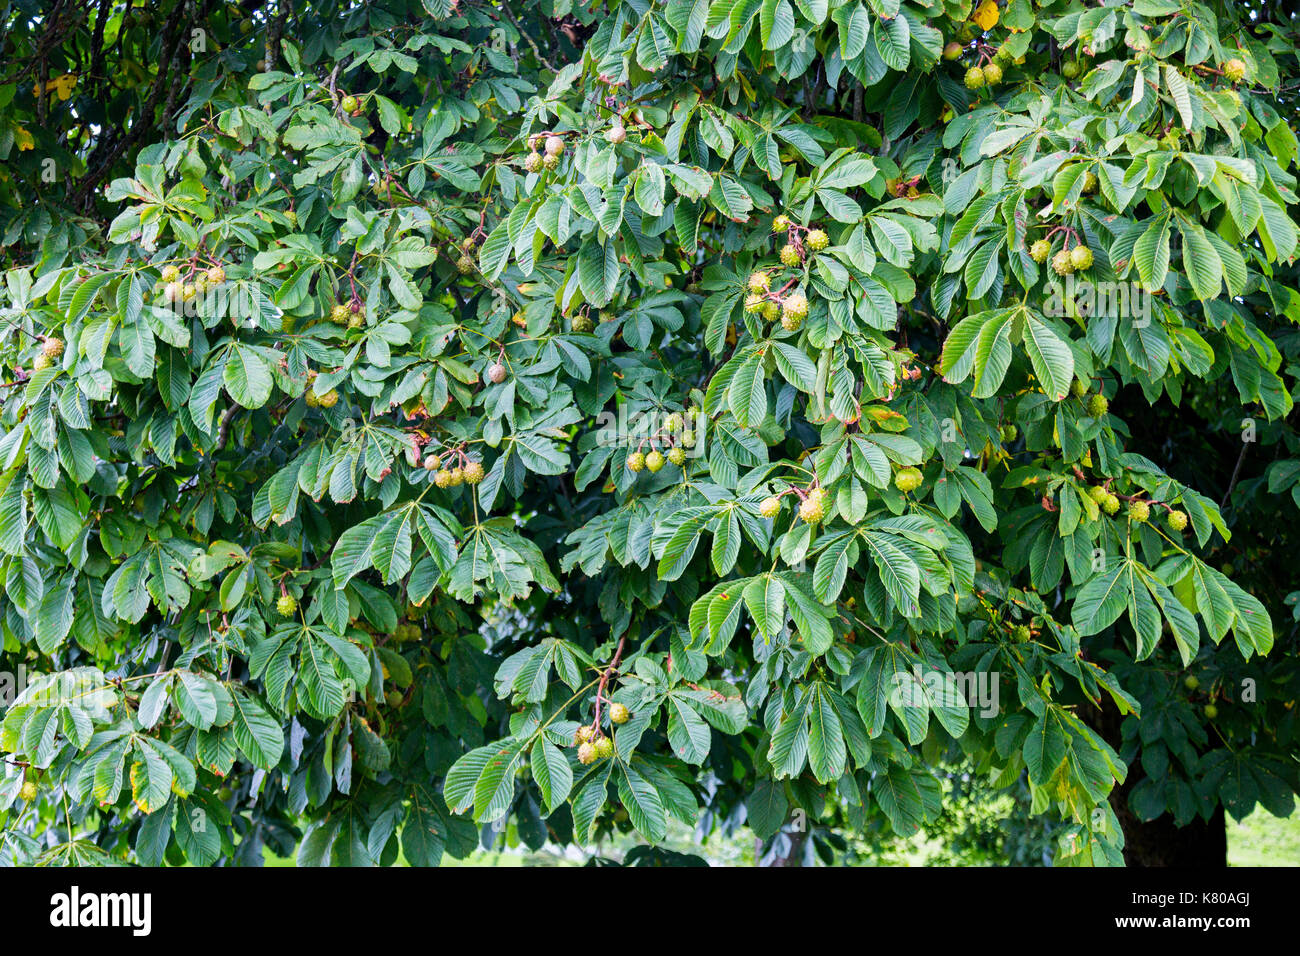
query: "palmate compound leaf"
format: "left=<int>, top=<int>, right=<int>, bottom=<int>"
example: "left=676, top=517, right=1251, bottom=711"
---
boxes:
left=1072, top=556, right=1204, bottom=663
left=938, top=307, right=1015, bottom=398
left=442, top=739, right=526, bottom=824
left=767, top=681, right=869, bottom=784
left=228, top=691, right=284, bottom=770
left=873, top=765, right=942, bottom=837
left=617, top=760, right=668, bottom=843
left=939, top=305, right=1073, bottom=401
left=530, top=738, right=574, bottom=813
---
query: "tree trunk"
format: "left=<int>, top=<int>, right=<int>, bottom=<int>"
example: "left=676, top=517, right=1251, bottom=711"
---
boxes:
left=1085, top=700, right=1228, bottom=867
left=759, top=828, right=808, bottom=866
left=1112, top=782, right=1228, bottom=866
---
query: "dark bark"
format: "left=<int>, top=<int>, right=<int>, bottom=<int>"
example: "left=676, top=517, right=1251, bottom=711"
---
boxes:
left=1114, top=799, right=1227, bottom=867
left=1087, top=697, right=1228, bottom=867
left=758, top=827, right=809, bottom=866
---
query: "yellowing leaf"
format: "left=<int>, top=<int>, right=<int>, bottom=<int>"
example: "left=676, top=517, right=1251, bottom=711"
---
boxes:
left=14, top=127, right=34, bottom=152
left=973, top=0, right=999, bottom=31
left=49, top=73, right=77, bottom=101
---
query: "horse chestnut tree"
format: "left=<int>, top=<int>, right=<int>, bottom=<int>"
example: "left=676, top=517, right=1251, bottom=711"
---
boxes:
left=0, top=0, right=1297, bottom=867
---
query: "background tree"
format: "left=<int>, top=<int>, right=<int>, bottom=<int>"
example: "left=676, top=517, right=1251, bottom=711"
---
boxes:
left=0, top=0, right=1296, bottom=867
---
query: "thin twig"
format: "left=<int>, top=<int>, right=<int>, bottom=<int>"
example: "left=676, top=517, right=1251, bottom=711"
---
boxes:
left=591, top=636, right=626, bottom=729
left=1220, top=440, right=1249, bottom=511
left=499, top=4, right=556, bottom=72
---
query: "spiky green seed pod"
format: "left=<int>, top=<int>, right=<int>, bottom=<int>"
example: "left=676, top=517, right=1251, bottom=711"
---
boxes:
left=1204, top=703, right=1218, bottom=719
left=982, top=63, right=1003, bottom=85
left=627, top=452, right=646, bottom=473
left=463, top=461, right=485, bottom=484
left=760, top=301, right=780, bottom=322
left=748, top=271, right=770, bottom=294
left=594, top=736, right=614, bottom=759
left=1029, top=239, right=1051, bottom=263
left=1088, top=393, right=1109, bottom=418
left=1102, top=494, right=1120, bottom=515
left=964, top=66, right=986, bottom=89
left=1071, top=378, right=1089, bottom=399
left=772, top=214, right=792, bottom=231
left=799, top=488, right=828, bottom=524
left=610, top=703, right=630, bottom=724
left=645, top=450, right=665, bottom=473
left=1051, top=249, right=1075, bottom=276
left=744, top=293, right=765, bottom=313
left=524, top=151, right=543, bottom=173
left=667, top=446, right=686, bottom=466
left=806, top=229, right=829, bottom=251
left=782, top=293, right=808, bottom=320
left=1070, top=245, right=1093, bottom=271
left=1223, top=59, right=1247, bottom=84
left=759, top=496, right=781, bottom=518
left=894, top=467, right=923, bottom=493
left=1128, top=499, right=1150, bottom=523
left=779, top=244, right=801, bottom=267
left=577, top=742, right=597, bottom=764
left=1089, top=486, right=1110, bottom=504
left=1184, top=675, right=1200, bottom=691
left=276, top=594, right=298, bottom=617
left=1167, top=509, right=1189, bottom=532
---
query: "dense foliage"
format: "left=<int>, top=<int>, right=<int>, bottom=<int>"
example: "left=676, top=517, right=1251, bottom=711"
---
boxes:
left=0, top=0, right=1297, bottom=867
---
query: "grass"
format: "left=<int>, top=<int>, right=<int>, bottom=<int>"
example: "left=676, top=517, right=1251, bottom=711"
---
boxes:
left=1227, top=808, right=1300, bottom=866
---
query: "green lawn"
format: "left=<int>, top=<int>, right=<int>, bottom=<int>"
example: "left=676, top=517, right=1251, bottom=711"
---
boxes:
left=1228, top=808, right=1300, bottom=866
